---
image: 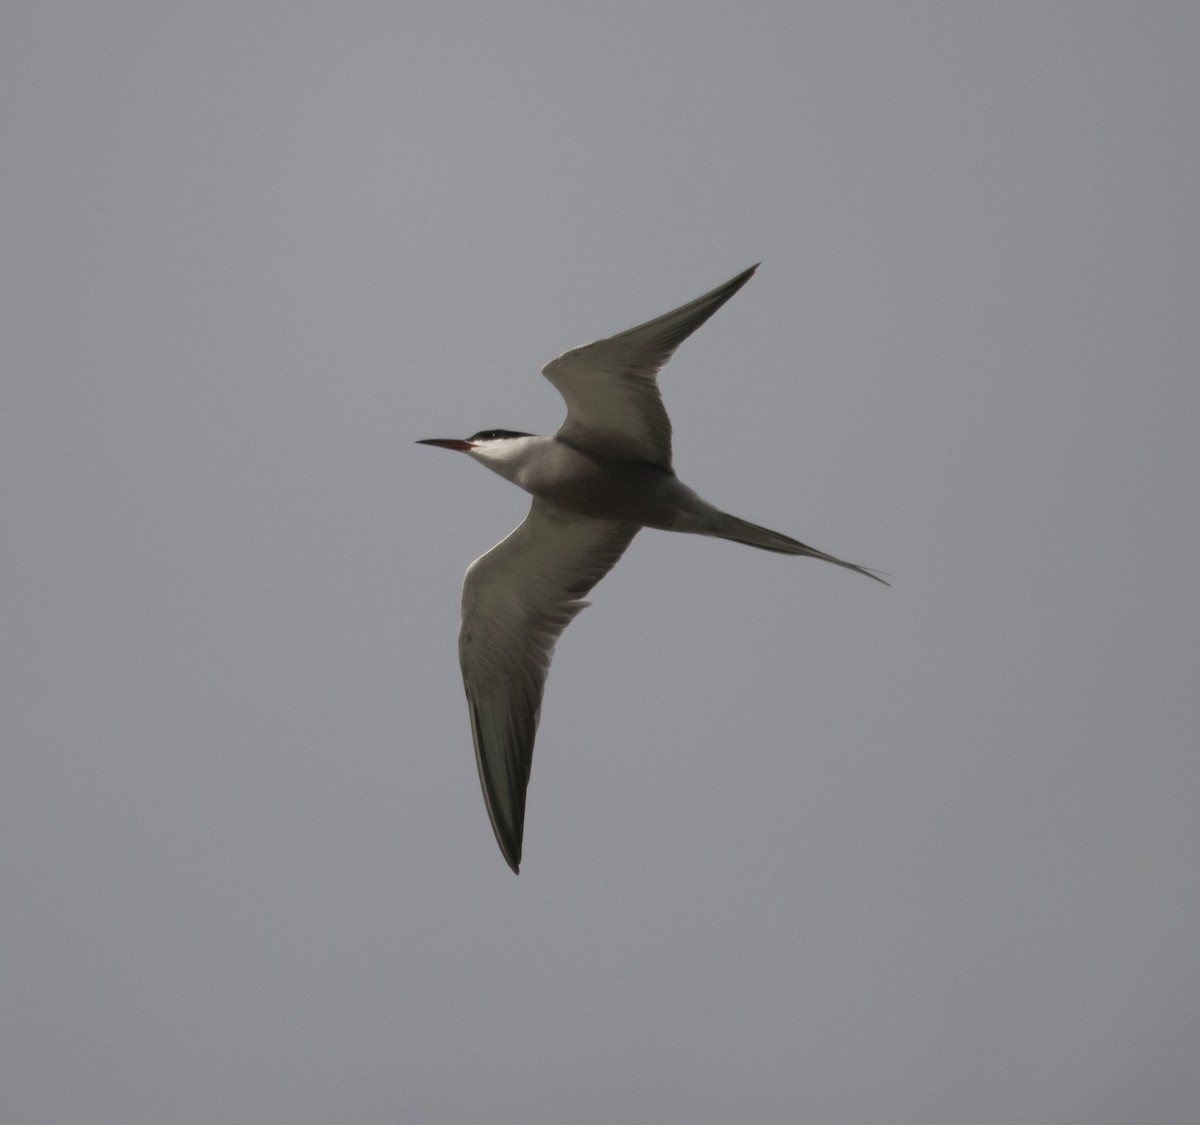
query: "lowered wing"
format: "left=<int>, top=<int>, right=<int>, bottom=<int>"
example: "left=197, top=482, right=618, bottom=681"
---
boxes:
left=458, top=498, right=639, bottom=872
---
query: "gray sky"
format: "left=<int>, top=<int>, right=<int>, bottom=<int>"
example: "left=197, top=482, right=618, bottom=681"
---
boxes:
left=5, top=3, right=1198, bottom=1122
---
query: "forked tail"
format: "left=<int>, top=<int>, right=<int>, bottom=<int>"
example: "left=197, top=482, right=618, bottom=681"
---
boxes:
left=709, top=512, right=890, bottom=585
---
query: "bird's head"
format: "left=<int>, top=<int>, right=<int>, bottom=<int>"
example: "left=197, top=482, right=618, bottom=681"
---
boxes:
left=417, top=430, right=541, bottom=482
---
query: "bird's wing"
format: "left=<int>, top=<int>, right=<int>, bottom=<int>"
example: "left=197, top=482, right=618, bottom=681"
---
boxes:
left=541, top=264, right=759, bottom=468
left=459, top=498, right=639, bottom=873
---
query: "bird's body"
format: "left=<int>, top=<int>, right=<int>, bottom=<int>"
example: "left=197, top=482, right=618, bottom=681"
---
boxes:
left=477, top=435, right=714, bottom=531
left=420, top=265, right=885, bottom=873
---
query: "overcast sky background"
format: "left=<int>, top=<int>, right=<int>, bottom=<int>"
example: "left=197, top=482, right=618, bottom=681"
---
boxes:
left=5, top=4, right=1199, bottom=1123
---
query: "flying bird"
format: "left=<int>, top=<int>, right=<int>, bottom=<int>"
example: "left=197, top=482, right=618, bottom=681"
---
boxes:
left=419, top=265, right=886, bottom=872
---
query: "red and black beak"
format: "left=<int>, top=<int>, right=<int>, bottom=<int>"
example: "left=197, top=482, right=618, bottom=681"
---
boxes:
left=416, top=438, right=474, bottom=452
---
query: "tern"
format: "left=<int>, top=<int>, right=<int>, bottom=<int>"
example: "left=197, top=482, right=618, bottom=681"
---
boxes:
left=420, top=264, right=886, bottom=872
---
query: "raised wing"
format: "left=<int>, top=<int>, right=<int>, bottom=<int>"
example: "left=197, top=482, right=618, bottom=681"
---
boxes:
left=458, top=498, right=639, bottom=873
left=542, top=264, right=759, bottom=468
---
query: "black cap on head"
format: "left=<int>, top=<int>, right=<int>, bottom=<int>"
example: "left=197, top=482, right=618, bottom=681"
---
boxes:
left=467, top=429, right=533, bottom=441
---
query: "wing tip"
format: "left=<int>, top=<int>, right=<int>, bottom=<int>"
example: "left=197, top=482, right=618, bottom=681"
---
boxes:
left=498, top=833, right=522, bottom=874
left=729, top=261, right=760, bottom=286
left=488, top=814, right=523, bottom=874
left=484, top=795, right=525, bottom=875
left=466, top=700, right=528, bottom=874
